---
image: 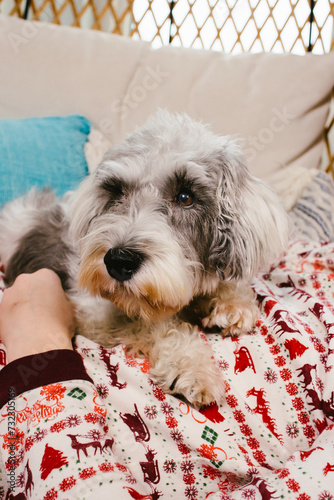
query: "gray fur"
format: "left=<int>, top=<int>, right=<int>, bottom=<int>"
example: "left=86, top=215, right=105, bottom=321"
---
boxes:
left=0, top=110, right=289, bottom=407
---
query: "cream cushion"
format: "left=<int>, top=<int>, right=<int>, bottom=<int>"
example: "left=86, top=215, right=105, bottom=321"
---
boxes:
left=0, top=14, right=333, bottom=180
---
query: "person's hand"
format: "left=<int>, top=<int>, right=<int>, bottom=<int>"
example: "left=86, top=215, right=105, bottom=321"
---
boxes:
left=0, top=269, right=76, bottom=363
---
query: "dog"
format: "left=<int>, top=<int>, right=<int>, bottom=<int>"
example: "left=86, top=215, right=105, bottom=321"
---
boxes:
left=0, top=110, right=289, bottom=407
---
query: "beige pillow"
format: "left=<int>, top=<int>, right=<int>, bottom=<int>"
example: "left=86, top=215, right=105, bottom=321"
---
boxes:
left=0, top=14, right=333, bottom=180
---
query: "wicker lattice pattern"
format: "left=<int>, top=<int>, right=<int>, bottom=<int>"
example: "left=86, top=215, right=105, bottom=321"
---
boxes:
left=0, top=0, right=333, bottom=54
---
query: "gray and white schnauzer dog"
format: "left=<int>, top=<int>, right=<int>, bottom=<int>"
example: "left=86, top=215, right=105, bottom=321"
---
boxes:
left=0, top=111, right=288, bottom=407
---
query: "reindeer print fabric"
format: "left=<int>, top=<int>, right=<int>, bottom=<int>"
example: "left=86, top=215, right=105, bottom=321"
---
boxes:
left=0, top=239, right=334, bottom=499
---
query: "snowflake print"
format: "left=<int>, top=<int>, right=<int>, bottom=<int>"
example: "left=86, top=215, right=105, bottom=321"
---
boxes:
left=286, top=383, right=298, bottom=396
left=84, top=413, right=100, bottom=424
left=286, top=478, right=300, bottom=492
left=316, top=377, right=324, bottom=392
left=312, top=281, right=321, bottom=290
left=50, top=420, right=66, bottom=433
left=292, top=397, right=304, bottom=411
left=144, top=405, right=158, bottom=419
left=40, top=383, right=66, bottom=401
left=253, top=450, right=266, bottom=464
left=280, top=368, right=292, bottom=381
left=161, top=402, right=173, bottom=416
left=286, top=423, right=299, bottom=438
left=202, top=464, right=222, bottom=480
left=185, top=485, right=198, bottom=499
left=297, top=412, right=309, bottom=425
left=318, top=492, right=334, bottom=500
left=303, top=425, right=315, bottom=441
left=59, top=476, right=76, bottom=491
left=183, top=473, right=196, bottom=485
left=16, top=471, right=25, bottom=488
left=264, top=368, right=278, bottom=384
left=226, top=394, right=238, bottom=408
left=79, top=467, right=96, bottom=480
left=242, top=488, right=256, bottom=499
left=166, top=416, right=178, bottom=428
left=181, top=460, right=194, bottom=473
left=297, top=494, right=311, bottom=500
left=274, top=356, right=286, bottom=367
left=178, top=443, right=190, bottom=455
left=275, top=468, right=289, bottom=479
left=218, top=359, right=229, bottom=371
left=44, top=488, right=58, bottom=500
left=2, top=428, right=25, bottom=451
left=33, top=429, right=48, bottom=442
left=86, top=429, right=103, bottom=441
left=65, top=415, right=82, bottom=428
left=240, top=424, right=252, bottom=437
left=270, top=344, right=281, bottom=355
left=96, top=384, right=109, bottom=399
left=149, top=382, right=166, bottom=401
left=233, top=410, right=246, bottom=423
left=170, top=429, right=183, bottom=442
left=163, top=459, right=177, bottom=473
left=116, top=463, right=127, bottom=473
left=264, top=334, right=275, bottom=345
left=247, top=437, right=259, bottom=450
left=99, top=462, right=114, bottom=473
left=25, top=436, right=34, bottom=451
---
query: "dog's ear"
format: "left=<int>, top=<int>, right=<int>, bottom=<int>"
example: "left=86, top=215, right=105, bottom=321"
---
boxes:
left=209, top=142, right=289, bottom=281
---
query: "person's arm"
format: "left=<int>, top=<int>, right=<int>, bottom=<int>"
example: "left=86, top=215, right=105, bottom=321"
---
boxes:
left=0, top=269, right=127, bottom=498
left=0, top=269, right=92, bottom=406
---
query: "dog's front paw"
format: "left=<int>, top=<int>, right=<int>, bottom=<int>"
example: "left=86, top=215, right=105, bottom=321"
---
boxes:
left=202, top=301, right=259, bottom=336
left=150, top=355, right=224, bottom=408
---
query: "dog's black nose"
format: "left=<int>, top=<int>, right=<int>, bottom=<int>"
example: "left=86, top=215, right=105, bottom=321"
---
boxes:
left=104, top=248, right=144, bottom=282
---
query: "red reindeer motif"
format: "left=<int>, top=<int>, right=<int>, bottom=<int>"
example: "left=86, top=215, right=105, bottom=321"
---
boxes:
left=323, top=463, right=334, bottom=476
left=299, top=447, right=324, bottom=461
left=247, top=476, right=279, bottom=500
left=102, top=437, right=114, bottom=453
left=67, top=434, right=103, bottom=460
left=246, top=388, right=283, bottom=443
left=23, top=460, right=34, bottom=497
left=99, top=346, right=127, bottom=389
left=271, top=309, right=301, bottom=337
left=296, top=364, right=317, bottom=390
left=277, top=275, right=312, bottom=302
left=297, top=364, right=334, bottom=420
left=309, top=303, right=334, bottom=333
left=124, top=487, right=162, bottom=499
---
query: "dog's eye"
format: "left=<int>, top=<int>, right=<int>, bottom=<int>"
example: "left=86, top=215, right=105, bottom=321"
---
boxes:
left=101, top=178, right=124, bottom=200
left=177, top=192, right=194, bottom=207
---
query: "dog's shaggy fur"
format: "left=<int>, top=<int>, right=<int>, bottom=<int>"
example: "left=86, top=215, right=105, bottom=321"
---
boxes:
left=0, top=111, right=289, bottom=407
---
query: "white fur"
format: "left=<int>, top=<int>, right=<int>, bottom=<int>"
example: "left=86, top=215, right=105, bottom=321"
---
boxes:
left=0, top=111, right=289, bottom=408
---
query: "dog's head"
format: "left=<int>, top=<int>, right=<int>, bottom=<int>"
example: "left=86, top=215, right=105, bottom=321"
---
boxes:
left=70, top=110, right=288, bottom=320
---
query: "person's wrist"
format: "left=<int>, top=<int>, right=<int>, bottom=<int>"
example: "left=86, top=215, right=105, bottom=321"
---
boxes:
left=5, top=330, right=73, bottom=363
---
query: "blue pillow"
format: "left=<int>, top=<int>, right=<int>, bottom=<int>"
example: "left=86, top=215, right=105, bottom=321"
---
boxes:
left=0, top=115, right=91, bottom=207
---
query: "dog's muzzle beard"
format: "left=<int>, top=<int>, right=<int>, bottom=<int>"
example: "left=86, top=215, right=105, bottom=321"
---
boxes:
left=77, top=236, right=200, bottom=321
